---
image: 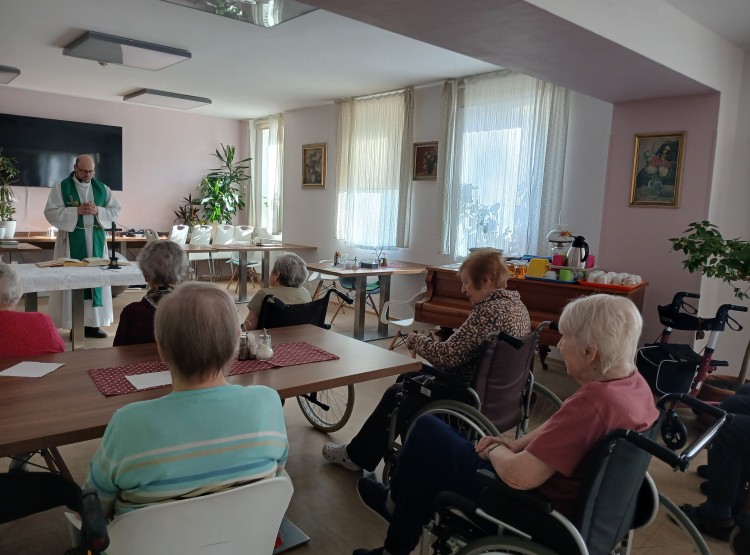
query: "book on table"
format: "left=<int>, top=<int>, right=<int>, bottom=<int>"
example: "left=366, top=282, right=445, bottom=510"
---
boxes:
left=36, top=257, right=130, bottom=267
left=0, top=240, right=18, bottom=248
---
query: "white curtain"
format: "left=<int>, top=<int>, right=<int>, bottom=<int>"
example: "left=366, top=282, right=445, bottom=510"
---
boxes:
left=267, top=113, right=284, bottom=234
left=439, top=71, right=569, bottom=257
left=335, top=89, right=413, bottom=249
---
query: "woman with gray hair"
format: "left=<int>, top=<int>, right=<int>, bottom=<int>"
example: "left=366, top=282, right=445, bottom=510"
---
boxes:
left=0, top=261, right=64, bottom=358
left=244, top=253, right=311, bottom=330
left=113, top=240, right=188, bottom=346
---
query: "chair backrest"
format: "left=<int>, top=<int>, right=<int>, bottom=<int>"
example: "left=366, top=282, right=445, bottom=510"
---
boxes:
left=473, top=328, right=538, bottom=433
left=233, top=225, right=254, bottom=242
left=258, top=289, right=353, bottom=330
left=340, top=276, right=380, bottom=292
left=105, top=476, right=293, bottom=555
left=190, top=225, right=213, bottom=246
left=168, top=225, right=189, bottom=244
left=143, top=229, right=160, bottom=243
left=212, top=224, right=235, bottom=245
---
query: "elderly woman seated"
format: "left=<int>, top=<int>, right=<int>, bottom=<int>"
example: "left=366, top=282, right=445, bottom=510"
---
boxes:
left=243, top=253, right=311, bottom=330
left=0, top=261, right=64, bottom=358
left=85, top=282, right=288, bottom=519
left=352, top=294, right=660, bottom=555
left=113, top=240, right=188, bottom=346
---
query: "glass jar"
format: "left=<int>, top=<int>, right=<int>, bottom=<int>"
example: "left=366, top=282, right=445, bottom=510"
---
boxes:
left=257, top=333, right=273, bottom=361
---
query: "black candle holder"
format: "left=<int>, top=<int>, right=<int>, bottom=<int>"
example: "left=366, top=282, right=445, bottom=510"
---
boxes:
left=108, top=222, right=120, bottom=269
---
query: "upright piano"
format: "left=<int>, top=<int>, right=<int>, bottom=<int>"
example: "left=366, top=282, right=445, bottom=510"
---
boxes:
left=415, top=265, right=648, bottom=367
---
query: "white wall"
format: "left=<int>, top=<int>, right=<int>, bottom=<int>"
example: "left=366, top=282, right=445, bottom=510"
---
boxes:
left=0, top=88, right=245, bottom=233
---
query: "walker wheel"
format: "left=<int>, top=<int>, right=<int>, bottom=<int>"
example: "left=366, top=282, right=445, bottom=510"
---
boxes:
left=661, top=409, right=688, bottom=449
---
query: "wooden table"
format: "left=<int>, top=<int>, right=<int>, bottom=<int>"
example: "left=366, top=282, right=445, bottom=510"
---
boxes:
left=14, top=263, right=146, bottom=350
left=212, top=243, right=317, bottom=301
left=14, top=233, right=152, bottom=259
left=0, top=324, right=420, bottom=458
left=0, top=242, right=42, bottom=262
left=305, top=261, right=427, bottom=341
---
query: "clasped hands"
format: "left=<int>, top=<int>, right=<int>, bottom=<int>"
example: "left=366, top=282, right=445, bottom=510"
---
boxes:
left=77, top=202, right=99, bottom=215
left=476, top=435, right=521, bottom=460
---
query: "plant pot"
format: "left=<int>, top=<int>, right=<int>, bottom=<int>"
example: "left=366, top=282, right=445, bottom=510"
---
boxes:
left=0, top=220, right=16, bottom=238
left=696, top=374, right=750, bottom=426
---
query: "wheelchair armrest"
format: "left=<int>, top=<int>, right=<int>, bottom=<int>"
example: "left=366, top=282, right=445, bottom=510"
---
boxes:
left=80, top=489, right=110, bottom=552
left=327, top=289, right=354, bottom=305
left=435, top=490, right=477, bottom=516
left=418, top=365, right=471, bottom=389
left=475, top=469, right=554, bottom=514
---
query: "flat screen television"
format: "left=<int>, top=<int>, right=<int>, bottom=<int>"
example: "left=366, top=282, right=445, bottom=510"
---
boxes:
left=0, top=113, right=123, bottom=190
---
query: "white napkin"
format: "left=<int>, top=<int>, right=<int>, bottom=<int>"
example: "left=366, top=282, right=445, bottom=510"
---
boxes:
left=0, top=362, right=64, bottom=378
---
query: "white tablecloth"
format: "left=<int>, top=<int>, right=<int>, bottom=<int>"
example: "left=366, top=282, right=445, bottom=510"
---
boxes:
left=14, top=263, right=146, bottom=293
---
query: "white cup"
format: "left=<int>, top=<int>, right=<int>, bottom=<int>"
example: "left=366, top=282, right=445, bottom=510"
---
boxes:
left=544, top=270, right=557, bottom=279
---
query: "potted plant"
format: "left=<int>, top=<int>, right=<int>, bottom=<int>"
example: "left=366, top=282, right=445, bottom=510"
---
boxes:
left=669, top=220, right=750, bottom=401
left=0, top=148, right=19, bottom=238
left=173, top=194, right=202, bottom=228
left=195, top=144, right=250, bottom=225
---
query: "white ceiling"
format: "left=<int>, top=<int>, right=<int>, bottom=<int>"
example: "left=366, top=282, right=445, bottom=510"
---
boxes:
left=0, top=0, right=748, bottom=120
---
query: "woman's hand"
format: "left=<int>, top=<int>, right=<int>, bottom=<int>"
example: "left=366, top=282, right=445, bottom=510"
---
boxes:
left=476, top=435, right=517, bottom=459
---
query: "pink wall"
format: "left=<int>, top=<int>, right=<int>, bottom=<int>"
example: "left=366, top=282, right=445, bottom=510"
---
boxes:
left=0, top=88, right=244, bottom=233
left=600, top=93, right=720, bottom=342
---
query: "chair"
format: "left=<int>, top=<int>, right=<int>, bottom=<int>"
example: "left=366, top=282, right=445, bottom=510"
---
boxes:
left=0, top=472, right=109, bottom=554
left=143, top=228, right=160, bottom=242
left=74, top=476, right=292, bottom=555
left=330, top=276, right=381, bottom=324
left=307, top=259, right=342, bottom=300
left=209, top=224, right=234, bottom=278
left=188, top=224, right=213, bottom=280
left=257, top=290, right=357, bottom=433
left=378, top=286, right=428, bottom=353
left=168, top=224, right=189, bottom=244
left=226, top=226, right=262, bottom=291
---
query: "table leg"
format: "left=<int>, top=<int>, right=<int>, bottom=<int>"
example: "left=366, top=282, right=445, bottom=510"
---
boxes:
left=71, top=289, right=85, bottom=351
left=377, top=275, right=392, bottom=336
left=262, top=252, right=271, bottom=287
left=238, top=251, right=248, bottom=302
left=24, top=291, right=38, bottom=312
left=353, top=276, right=366, bottom=340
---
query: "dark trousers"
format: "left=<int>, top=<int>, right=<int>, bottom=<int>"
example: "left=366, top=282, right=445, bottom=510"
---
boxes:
left=346, top=368, right=472, bottom=472
left=383, top=415, right=493, bottom=555
left=705, top=390, right=750, bottom=519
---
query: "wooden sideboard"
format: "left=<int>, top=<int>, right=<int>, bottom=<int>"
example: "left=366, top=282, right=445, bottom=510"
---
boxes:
left=415, top=265, right=648, bottom=368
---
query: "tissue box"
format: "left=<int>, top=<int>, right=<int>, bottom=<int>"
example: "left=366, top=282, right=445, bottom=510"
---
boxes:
left=359, top=261, right=379, bottom=269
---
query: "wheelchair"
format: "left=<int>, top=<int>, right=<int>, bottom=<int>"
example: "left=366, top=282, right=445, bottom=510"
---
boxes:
left=419, top=393, right=729, bottom=555
left=380, top=323, right=563, bottom=484
left=257, top=288, right=355, bottom=432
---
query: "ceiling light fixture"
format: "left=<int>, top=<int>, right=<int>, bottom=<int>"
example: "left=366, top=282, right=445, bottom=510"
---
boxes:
left=123, top=89, right=212, bottom=110
left=0, top=65, right=21, bottom=85
left=63, top=31, right=191, bottom=71
left=162, top=0, right=316, bottom=28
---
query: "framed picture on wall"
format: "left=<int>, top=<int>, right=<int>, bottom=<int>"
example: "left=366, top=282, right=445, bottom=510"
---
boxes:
left=413, top=141, right=438, bottom=181
left=302, top=143, right=326, bottom=188
left=629, top=132, right=685, bottom=207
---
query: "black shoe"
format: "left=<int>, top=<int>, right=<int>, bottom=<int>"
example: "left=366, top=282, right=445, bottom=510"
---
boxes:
left=697, top=464, right=709, bottom=479
left=731, top=525, right=750, bottom=555
left=679, top=503, right=735, bottom=541
left=357, top=477, right=393, bottom=524
left=353, top=549, right=385, bottom=555
left=84, top=326, right=108, bottom=339
left=700, top=481, right=709, bottom=495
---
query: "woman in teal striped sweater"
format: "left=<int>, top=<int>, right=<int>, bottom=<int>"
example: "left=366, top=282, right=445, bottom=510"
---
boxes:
left=85, top=282, right=289, bottom=518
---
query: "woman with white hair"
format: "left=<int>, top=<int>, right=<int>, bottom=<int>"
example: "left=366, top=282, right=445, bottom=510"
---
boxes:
left=243, top=253, right=311, bottom=330
left=0, top=261, right=64, bottom=358
left=85, top=282, right=288, bottom=519
left=353, top=294, right=660, bottom=555
left=113, top=240, right=188, bottom=346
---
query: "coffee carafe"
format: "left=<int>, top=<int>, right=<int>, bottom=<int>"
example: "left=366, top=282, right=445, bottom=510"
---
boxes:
left=566, top=236, right=589, bottom=269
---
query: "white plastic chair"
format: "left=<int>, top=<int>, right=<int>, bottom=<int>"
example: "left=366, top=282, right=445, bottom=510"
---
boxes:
left=168, top=225, right=189, bottom=245
left=70, top=475, right=293, bottom=555
left=189, top=224, right=214, bottom=280
left=227, top=226, right=261, bottom=291
left=379, top=286, right=428, bottom=354
left=210, top=224, right=235, bottom=278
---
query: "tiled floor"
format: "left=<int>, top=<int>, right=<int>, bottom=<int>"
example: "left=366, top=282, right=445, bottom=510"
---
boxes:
left=0, top=285, right=733, bottom=554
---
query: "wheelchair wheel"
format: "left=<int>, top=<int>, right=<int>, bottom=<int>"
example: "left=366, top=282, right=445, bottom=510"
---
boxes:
left=614, top=493, right=710, bottom=555
left=296, top=385, right=355, bottom=433
left=408, top=400, right=500, bottom=441
left=456, top=535, right=557, bottom=555
left=504, top=383, right=562, bottom=440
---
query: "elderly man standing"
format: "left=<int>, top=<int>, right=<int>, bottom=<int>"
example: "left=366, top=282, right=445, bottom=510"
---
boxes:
left=44, top=154, right=121, bottom=338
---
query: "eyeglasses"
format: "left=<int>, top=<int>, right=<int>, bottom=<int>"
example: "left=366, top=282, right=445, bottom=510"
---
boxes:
left=76, top=167, right=95, bottom=175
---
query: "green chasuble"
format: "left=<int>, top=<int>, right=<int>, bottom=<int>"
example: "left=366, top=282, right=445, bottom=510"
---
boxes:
left=60, top=173, right=107, bottom=307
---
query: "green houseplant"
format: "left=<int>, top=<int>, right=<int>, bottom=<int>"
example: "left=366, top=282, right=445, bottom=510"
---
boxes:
left=173, top=194, right=201, bottom=227
left=0, top=148, right=20, bottom=238
left=195, top=144, right=250, bottom=224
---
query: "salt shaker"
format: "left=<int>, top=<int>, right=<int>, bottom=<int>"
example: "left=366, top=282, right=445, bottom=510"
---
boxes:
left=238, top=332, right=249, bottom=360
left=257, top=331, right=273, bottom=361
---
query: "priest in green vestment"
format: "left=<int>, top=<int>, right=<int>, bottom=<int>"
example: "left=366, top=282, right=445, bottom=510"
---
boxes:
left=44, top=154, right=122, bottom=338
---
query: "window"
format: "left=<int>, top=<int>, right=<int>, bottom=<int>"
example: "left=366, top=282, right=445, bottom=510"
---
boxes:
left=250, top=115, right=284, bottom=234
left=439, top=72, right=569, bottom=257
left=335, top=89, right=413, bottom=249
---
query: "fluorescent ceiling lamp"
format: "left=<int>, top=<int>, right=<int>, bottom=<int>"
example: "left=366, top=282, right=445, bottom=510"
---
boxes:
left=0, top=65, right=20, bottom=84
left=123, top=89, right=212, bottom=110
left=63, top=32, right=191, bottom=71
left=163, top=0, right=316, bottom=28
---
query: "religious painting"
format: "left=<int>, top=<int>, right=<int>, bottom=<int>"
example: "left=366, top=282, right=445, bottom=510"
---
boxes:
left=630, top=132, right=685, bottom=207
left=413, top=141, right=438, bottom=181
left=302, top=143, right=326, bottom=188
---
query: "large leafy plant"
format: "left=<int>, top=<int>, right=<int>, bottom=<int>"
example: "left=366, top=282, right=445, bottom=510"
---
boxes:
left=196, top=144, right=250, bottom=224
left=670, top=220, right=750, bottom=300
left=0, top=148, right=19, bottom=221
left=173, top=194, right=201, bottom=227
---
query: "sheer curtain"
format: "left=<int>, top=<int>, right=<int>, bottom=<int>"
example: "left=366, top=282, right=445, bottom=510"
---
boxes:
left=247, top=114, right=284, bottom=234
left=267, top=113, right=284, bottom=234
left=438, top=71, right=569, bottom=257
left=335, top=89, right=413, bottom=249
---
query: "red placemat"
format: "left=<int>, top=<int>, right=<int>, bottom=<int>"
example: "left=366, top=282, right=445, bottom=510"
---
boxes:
left=386, top=262, right=416, bottom=268
left=577, top=280, right=639, bottom=292
left=89, top=342, right=339, bottom=397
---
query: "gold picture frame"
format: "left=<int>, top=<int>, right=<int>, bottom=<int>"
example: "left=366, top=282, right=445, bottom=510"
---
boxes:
left=630, top=132, right=685, bottom=207
left=413, top=141, right=438, bottom=181
left=302, top=143, right=326, bottom=188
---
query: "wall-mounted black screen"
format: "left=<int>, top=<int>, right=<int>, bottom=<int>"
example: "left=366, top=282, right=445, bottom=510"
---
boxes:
left=0, top=113, right=123, bottom=190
